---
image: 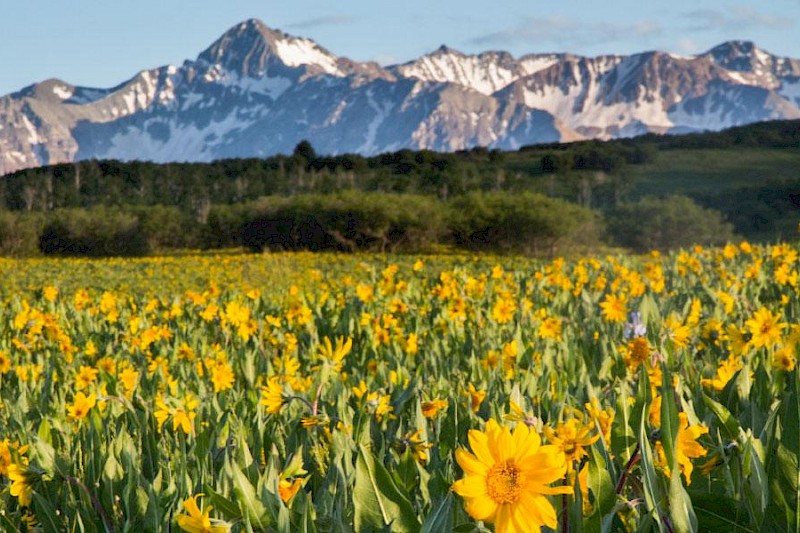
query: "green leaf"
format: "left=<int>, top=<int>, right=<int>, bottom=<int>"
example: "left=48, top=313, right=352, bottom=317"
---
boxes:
left=690, top=493, right=754, bottom=532
left=33, top=437, right=56, bottom=477
left=354, top=444, right=421, bottom=533
left=421, top=493, right=454, bottom=533
left=36, top=419, right=52, bottom=445
left=743, top=438, right=768, bottom=524
left=205, top=486, right=243, bottom=521
left=702, top=394, right=741, bottom=441
left=668, top=465, right=697, bottom=533
left=0, top=514, right=19, bottom=533
left=393, top=449, right=420, bottom=494
left=103, top=453, right=124, bottom=482
left=32, top=492, right=63, bottom=532
left=638, top=404, right=666, bottom=533
left=660, top=364, right=679, bottom=472
left=639, top=293, right=662, bottom=327
left=230, top=463, right=271, bottom=529
left=585, top=444, right=616, bottom=533
left=296, top=490, right=318, bottom=533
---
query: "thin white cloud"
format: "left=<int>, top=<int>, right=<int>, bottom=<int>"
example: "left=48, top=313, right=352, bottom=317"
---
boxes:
left=680, top=5, right=792, bottom=31
left=469, top=17, right=662, bottom=51
left=370, top=54, right=398, bottom=66
left=286, top=15, right=355, bottom=29
left=675, top=37, right=699, bottom=54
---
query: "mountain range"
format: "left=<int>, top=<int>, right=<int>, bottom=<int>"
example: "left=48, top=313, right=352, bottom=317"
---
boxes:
left=1, top=18, right=799, bottom=176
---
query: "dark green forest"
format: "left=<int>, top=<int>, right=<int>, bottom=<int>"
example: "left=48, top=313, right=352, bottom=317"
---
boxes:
left=1, top=119, right=798, bottom=256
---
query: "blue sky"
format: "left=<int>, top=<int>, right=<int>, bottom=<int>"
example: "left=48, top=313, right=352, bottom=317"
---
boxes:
left=1, top=0, right=798, bottom=96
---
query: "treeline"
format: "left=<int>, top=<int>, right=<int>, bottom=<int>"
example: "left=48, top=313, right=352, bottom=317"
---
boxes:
left=6, top=121, right=800, bottom=215
left=640, top=119, right=800, bottom=150
left=0, top=191, right=738, bottom=257
left=695, top=179, right=800, bottom=241
left=0, top=141, right=644, bottom=213
left=2, top=120, right=798, bottom=217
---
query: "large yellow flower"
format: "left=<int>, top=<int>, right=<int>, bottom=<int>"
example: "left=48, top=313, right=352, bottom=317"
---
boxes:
left=452, top=419, right=571, bottom=533
left=209, top=359, right=235, bottom=393
left=600, top=294, right=627, bottom=323
left=318, top=336, right=353, bottom=373
left=260, top=376, right=285, bottom=415
left=584, top=399, right=614, bottom=446
left=544, top=418, right=599, bottom=468
left=0, top=350, right=11, bottom=374
left=745, top=307, right=786, bottom=349
left=8, top=463, right=33, bottom=507
left=655, top=412, right=708, bottom=485
left=176, top=494, right=230, bottom=533
left=491, top=297, right=516, bottom=324
left=67, top=392, right=97, bottom=422
left=700, top=353, right=742, bottom=391
left=624, top=337, right=650, bottom=371
left=675, top=413, right=708, bottom=485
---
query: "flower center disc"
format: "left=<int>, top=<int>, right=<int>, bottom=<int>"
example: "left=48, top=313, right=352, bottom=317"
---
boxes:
left=486, top=461, right=523, bottom=504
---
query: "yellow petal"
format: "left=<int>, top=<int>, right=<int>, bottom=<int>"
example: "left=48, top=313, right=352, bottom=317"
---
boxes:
left=465, top=494, right=498, bottom=521
left=455, top=448, right=490, bottom=477
left=452, top=475, right=488, bottom=498
left=468, top=428, right=495, bottom=467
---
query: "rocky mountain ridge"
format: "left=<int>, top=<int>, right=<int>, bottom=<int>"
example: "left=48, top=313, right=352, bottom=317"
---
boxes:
left=1, top=19, right=799, bottom=175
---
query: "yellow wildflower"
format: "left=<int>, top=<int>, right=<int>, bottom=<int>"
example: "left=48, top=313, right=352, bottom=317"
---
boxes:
left=451, top=419, right=572, bottom=533
left=176, top=494, right=230, bottom=533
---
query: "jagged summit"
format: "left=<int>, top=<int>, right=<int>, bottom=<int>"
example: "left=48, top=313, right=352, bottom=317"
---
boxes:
left=0, top=19, right=799, bottom=175
left=431, top=44, right=462, bottom=55
left=197, top=18, right=341, bottom=77
left=704, top=40, right=769, bottom=71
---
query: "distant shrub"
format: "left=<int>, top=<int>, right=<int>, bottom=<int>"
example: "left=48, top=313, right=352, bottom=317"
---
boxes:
left=134, top=206, right=201, bottom=250
left=241, top=192, right=445, bottom=253
left=447, top=191, right=602, bottom=254
left=39, top=207, right=149, bottom=257
left=0, top=210, right=43, bottom=256
left=605, top=195, right=735, bottom=252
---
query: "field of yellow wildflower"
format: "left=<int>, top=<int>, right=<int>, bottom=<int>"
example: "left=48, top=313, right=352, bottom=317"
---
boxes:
left=1, top=244, right=799, bottom=532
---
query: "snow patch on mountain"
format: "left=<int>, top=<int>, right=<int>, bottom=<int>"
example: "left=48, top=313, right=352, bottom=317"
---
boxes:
left=780, top=78, right=800, bottom=106
left=518, top=56, right=561, bottom=76
left=273, top=38, right=340, bottom=75
left=52, top=85, right=74, bottom=100
left=357, top=89, right=394, bottom=153
left=395, top=49, right=518, bottom=95
left=98, top=110, right=253, bottom=162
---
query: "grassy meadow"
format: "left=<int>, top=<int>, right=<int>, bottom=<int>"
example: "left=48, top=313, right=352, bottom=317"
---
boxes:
left=0, top=245, right=799, bottom=532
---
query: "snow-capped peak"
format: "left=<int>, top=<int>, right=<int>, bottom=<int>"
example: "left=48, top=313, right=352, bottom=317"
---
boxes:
left=704, top=40, right=770, bottom=72
left=1, top=20, right=799, bottom=177
left=392, top=46, right=525, bottom=95
left=272, top=36, right=339, bottom=73
left=197, top=18, right=341, bottom=77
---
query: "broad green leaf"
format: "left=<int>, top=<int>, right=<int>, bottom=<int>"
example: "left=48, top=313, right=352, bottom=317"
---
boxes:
left=353, top=444, right=420, bottom=533
left=32, top=492, right=63, bottom=532
left=586, top=444, right=617, bottom=533
left=702, top=393, right=741, bottom=441
left=660, top=364, right=679, bottom=472
left=668, top=466, right=697, bottom=533
left=206, top=486, right=243, bottom=521
left=690, top=493, right=754, bottom=532
left=230, top=464, right=271, bottom=529
left=421, top=493, right=454, bottom=533
left=33, top=437, right=56, bottom=477
left=638, top=404, right=666, bottom=533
